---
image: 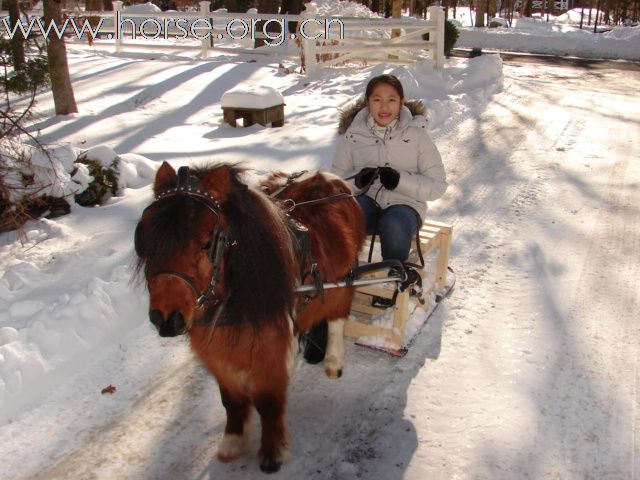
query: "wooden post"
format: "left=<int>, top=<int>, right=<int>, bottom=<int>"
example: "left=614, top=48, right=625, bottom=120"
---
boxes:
left=435, top=226, right=452, bottom=290
left=113, top=1, right=123, bottom=54
left=301, top=2, right=318, bottom=74
left=389, top=0, right=402, bottom=60
left=199, top=1, right=210, bottom=58
left=429, top=6, right=445, bottom=69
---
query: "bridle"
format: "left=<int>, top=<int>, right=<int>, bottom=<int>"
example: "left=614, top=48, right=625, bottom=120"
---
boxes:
left=146, top=166, right=228, bottom=310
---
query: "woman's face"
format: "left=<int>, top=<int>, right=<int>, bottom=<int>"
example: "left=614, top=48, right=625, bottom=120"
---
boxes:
left=366, top=83, right=402, bottom=127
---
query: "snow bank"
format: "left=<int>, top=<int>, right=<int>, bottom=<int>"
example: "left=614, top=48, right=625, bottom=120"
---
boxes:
left=457, top=24, right=640, bottom=60
left=454, top=8, right=640, bottom=61
left=0, top=149, right=156, bottom=424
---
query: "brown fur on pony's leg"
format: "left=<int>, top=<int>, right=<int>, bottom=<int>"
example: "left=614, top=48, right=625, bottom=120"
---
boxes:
left=254, top=391, right=289, bottom=472
left=217, top=387, right=252, bottom=462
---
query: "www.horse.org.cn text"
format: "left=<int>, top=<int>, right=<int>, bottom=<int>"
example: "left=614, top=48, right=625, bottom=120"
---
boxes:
left=1, top=14, right=346, bottom=47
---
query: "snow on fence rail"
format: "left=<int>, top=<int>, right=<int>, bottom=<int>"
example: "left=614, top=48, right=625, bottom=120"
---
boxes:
left=25, top=1, right=444, bottom=71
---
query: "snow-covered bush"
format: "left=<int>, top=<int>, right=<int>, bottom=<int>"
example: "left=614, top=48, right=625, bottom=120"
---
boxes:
left=73, top=147, right=120, bottom=207
left=489, top=17, right=509, bottom=28
left=0, top=141, right=135, bottom=231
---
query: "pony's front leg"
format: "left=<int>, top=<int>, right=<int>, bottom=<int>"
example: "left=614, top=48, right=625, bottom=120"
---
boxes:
left=324, top=318, right=345, bottom=379
left=254, top=391, right=289, bottom=473
left=217, top=386, right=252, bottom=462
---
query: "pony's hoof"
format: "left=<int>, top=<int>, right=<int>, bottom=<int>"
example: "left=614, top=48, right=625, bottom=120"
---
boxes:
left=324, top=355, right=343, bottom=379
left=217, top=433, right=249, bottom=462
left=258, top=451, right=284, bottom=473
left=259, top=458, right=282, bottom=473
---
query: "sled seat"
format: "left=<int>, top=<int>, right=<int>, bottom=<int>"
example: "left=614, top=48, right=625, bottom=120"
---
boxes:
left=221, top=85, right=285, bottom=128
left=345, top=219, right=453, bottom=353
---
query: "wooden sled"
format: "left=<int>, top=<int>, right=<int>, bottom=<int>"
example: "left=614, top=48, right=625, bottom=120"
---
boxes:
left=345, top=219, right=454, bottom=356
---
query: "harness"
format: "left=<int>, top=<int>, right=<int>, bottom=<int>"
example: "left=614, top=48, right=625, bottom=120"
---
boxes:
left=268, top=171, right=354, bottom=304
left=144, top=168, right=424, bottom=330
left=270, top=171, right=424, bottom=304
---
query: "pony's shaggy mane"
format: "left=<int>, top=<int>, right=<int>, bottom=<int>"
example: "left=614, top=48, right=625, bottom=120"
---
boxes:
left=221, top=167, right=298, bottom=329
left=134, top=194, right=211, bottom=276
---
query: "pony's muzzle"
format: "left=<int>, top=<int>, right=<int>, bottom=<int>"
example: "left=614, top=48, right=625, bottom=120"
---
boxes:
left=149, top=309, right=187, bottom=337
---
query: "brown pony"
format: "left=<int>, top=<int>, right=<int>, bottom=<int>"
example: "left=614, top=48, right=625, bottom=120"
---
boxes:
left=134, top=162, right=365, bottom=472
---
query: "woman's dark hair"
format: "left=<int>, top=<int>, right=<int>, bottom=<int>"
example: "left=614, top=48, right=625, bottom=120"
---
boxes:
left=365, top=74, right=404, bottom=101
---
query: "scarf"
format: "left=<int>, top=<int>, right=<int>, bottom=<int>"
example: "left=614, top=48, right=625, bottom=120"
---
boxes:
left=367, top=115, right=398, bottom=141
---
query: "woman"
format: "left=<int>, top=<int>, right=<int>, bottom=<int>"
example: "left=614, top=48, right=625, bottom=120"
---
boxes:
left=332, top=74, right=447, bottom=306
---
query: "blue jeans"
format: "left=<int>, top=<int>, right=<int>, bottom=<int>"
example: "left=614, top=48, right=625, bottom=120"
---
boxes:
left=357, top=195, right=420, bottom=262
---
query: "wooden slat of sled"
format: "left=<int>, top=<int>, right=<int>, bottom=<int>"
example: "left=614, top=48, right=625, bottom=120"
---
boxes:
left=346, top=219, right=452, bottom=352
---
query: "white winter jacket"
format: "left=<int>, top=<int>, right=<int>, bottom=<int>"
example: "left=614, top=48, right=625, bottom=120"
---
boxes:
left=331, top=104, right=447, bottom=221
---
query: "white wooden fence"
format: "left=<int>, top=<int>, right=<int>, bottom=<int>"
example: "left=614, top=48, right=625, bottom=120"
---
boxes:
left=531, top=0, right=568, bottom=10
left=65, top=2, right=445, bottom=71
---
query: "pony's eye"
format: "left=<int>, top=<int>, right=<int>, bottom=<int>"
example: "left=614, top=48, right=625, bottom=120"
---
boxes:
left=202, top=241, right=212, bottom=251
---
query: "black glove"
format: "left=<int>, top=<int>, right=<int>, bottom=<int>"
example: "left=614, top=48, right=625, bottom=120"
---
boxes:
left=379, top=167, right=400, bottom=190
left=354, top=167, right=379, bottom=189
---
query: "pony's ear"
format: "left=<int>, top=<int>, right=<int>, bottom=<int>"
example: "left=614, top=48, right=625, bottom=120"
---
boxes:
left=153, top=162, right=177, bottom=198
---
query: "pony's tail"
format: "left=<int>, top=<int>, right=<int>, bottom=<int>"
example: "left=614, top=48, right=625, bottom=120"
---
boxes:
left=301, top=319, right=328, bottom=364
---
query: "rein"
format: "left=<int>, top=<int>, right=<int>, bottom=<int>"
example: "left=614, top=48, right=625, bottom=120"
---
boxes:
left=269, top=170, right=355, bottom=213
left=279, top=192, right=354, bottom=213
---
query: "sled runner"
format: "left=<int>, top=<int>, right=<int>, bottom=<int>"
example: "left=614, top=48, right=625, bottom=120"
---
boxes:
left=345, top=219, right=454, bottom=356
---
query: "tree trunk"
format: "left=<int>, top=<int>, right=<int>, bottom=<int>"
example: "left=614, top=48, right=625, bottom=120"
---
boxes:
left=594, top=0, right=602, bottom=30
left=86, top=0, right=102, bottom=10
left=280, top=0, right=302, bottom=35
left=43, top=0, right=78, bottom=115
left=258, top=0, right=279, bottom=14
left=520, top=0, right=532, bottom=17
left=475, top=0, right=487, bottom=26
left=392, top=0, right=402, bottom=35
left=255, top=0, right=281, bottom=47
left=7, top=0, right=25, bottom=70
left=487, top=0, right=496, bottom=19
left=103, top=0, right=114, bottom=10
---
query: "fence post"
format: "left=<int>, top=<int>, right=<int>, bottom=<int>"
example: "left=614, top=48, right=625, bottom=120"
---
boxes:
left=429, top=6, right=444, bottom=69
left=301, top=2, right=318, bottom=75
left=242, top=8, right=257, bottom=49
left=199, top=1, right=210, bottom=58
left=113, top=1, right=122, bottom=54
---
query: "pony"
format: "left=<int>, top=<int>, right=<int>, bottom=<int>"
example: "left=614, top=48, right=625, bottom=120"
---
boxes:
left=134, top=162, right=365, bottom=472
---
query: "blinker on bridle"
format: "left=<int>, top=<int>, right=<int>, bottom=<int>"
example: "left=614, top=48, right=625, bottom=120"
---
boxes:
left=149, top=166, right=227, bottom=310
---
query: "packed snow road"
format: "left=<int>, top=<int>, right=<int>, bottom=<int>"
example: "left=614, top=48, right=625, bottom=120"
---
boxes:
left=6, top=58, right=640, bottom=479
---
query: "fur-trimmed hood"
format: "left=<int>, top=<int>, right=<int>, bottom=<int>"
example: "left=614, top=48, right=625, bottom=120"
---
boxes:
left=337, top=98, right=427, bottom=135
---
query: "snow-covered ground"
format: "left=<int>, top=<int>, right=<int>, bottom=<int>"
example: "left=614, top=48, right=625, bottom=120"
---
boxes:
left=1, top=4, right=639, bottom=478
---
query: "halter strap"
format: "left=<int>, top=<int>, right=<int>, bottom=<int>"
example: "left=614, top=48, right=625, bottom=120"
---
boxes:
left=147, top=166, right=227, bottom=313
